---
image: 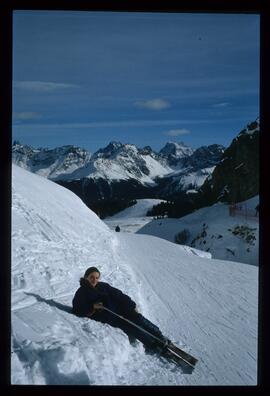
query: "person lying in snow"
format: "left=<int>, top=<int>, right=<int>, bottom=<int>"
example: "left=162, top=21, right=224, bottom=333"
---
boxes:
left=72, top=266, right=169, bottom=352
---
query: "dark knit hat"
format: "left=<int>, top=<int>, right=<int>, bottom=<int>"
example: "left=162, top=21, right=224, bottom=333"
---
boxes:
left=84, top=267, right=100, bottom=278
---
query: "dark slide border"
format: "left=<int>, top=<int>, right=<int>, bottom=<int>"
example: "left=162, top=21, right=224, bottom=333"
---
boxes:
left=1, top=1, right=269, bottom=394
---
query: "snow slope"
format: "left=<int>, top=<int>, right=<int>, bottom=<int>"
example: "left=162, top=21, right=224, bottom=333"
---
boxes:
left=105, top=196, right=259, bottom=266
left=104, top=199, right=167, bottom=233
left=137, top=197, right=259, bottom=266
left=137, top=196, right=259, bottom=265
left=106, top=199, right=166, bottom=219
left=117, top=233, right=258, bottom=385
left=12, top=165, right=258, bottom=385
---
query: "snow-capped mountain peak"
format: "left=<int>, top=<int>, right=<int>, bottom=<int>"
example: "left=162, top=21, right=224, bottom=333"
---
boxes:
left=238, top=118, right=260, bottom=137
left=90, top=141, right=171, bottom=184
left=12, top=142, right=92, bottom=181
left=159, top=141, right=194, bottom=157
left=159, top=141, right=194, bottom=166
left=12, top=138, right=225, bottom=197
left=138, top=146, right=156, bottom=156
left=93, top=141, right=124, bottom=159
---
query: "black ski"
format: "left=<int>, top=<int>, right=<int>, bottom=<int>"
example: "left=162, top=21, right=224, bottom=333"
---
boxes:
left=162, top=342, right=198, bottom=369
left=102, top=307, right=198, bottom=369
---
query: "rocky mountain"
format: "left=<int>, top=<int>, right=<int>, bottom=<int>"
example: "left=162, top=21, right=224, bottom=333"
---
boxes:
left=143, top=119, right=259, bottom=219
left=153, top=144, right=225, bottom=198
left=12, top=142, right=92, bottom=181
left=12, top=140, right=220, bottom=188
left=12, top=138, right=226, bottom=212
left=159, top=141, right=194, bottom=166
left=181, top=144, right=225, bottom=171
left=197, top=119, right=259, bottom=205
left=87, top=141, right=171, bottom=185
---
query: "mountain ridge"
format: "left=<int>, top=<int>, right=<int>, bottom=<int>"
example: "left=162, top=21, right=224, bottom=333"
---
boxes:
left=12, top=118, right=258, bottom=217
left=12, top=139, right=224, bottom=188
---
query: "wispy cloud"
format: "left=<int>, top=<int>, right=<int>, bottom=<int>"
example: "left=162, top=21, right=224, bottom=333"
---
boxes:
left=212, top=102, right=230, bottom=108
left=164, top=128, right=191, bottom=137
left=134, top=98, right=171, bottom=110
left=13, top=81, right=79, bottom=92
left=12, top=118, right=238, bottom=130
left=13, top=111, right=42, bottom=120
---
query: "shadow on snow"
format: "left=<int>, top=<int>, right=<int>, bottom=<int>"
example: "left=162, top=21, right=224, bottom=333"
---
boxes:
left=24, top=292, right=73, bottom=314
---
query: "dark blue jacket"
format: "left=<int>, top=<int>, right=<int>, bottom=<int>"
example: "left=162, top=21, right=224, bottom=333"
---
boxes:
left=72, top=279, right=136, bottom=324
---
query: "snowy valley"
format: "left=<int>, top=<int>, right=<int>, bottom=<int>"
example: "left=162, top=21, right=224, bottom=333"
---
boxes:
left=12, top=164, right=258, bottom=385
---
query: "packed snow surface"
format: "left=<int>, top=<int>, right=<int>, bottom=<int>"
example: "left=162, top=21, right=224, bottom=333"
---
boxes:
left=12, top=165, right=258, bottom=385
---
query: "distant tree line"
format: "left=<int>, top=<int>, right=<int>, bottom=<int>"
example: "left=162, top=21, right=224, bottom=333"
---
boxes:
left=90, top=199, right=137, bottom=219
left=147, top=193, right=198, bottom=218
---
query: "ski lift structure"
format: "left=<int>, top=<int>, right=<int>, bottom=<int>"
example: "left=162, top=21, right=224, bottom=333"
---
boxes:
left=229, top=201, right=259, bottom=222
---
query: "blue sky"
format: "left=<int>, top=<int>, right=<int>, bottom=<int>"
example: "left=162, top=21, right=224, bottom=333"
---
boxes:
left=12, top=11, right=260, bottom=153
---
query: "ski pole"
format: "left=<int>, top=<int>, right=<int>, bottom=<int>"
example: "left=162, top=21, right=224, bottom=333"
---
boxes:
left=102, top=306, right=167, bottom=346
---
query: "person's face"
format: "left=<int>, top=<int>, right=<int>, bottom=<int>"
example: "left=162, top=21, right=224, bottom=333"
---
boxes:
left=86, top=271, right=100, bottom=287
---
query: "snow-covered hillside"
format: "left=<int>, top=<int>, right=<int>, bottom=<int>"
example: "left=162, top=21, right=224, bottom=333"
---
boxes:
left=137, top=197, right=259, bottom=266
left=159, top=166, right=216, bottom=194
left=104, top=199, right=167, bottom=233
left=107, top=199, right=166, bottom=219
left=12, top=165, right=258, bottom=385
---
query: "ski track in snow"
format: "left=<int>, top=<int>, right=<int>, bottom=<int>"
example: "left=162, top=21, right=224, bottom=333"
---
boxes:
left=11, top=165, right=258, bottom=385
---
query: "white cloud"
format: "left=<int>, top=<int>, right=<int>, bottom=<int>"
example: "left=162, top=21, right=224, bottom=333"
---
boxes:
left=134, top=98, right=171, bottom=110
left=212, top=102, right=230, bottom=108
left=13, top=112, right=42, bottom=120
left=13, top=81, right=78, bottom=92
left=164, top=128, right=191, bottom=136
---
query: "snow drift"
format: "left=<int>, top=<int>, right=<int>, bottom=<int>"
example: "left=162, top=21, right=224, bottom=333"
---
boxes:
left=12, top=165, right=258, bottom=385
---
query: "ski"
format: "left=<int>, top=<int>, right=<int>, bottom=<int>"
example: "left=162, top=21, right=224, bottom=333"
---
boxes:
left=162, top=342, right=198, bottom=369
left=102, top=307, right=198, bottom=369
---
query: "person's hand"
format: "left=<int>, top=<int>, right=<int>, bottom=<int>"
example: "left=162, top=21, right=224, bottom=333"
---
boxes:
left=93, top=302, right=104, bottom=311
